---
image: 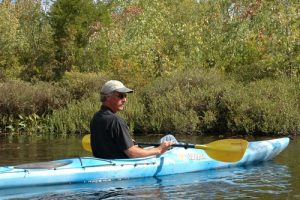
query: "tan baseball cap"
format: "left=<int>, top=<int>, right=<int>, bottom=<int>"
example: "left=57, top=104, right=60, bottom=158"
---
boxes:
left=100, top=80, right=133, bottom=95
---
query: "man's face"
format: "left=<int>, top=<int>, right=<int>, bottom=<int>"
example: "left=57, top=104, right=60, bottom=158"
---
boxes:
left=106, top=92, right=128, bottom=113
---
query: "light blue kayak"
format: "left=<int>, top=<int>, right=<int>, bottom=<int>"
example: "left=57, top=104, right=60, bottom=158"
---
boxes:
left=0, top=138, right=289, bottom=189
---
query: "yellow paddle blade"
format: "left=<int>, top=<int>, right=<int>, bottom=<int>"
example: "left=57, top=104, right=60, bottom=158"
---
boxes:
left=82, top=134, right=92, bottom=152
left=195, top=139, right=248, bottom=162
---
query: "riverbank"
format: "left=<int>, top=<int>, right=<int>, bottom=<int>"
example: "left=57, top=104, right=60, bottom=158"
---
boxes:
left=1, top=69, right=299, bottom=136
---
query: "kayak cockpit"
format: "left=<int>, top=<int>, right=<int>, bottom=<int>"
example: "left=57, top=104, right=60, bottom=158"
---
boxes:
left=14, top=160, right=73, bottom=170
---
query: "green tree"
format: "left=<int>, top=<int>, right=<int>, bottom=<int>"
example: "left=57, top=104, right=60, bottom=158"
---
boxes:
left=48, top=0, right=112, bottom=79
left=75, top=1, right=112, bottom=72
left=15, top=0, right=57, bottom=81
left=221, top=0, right=300, bottom=81
left=97, top=0, right=206, bottom=86
left=0, top=1, right=21, bottom=80
left=99, top=0, right=299, bottom=85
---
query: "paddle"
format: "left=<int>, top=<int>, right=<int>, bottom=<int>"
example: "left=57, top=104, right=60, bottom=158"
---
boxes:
left=82, top=134, right=248, bottom=162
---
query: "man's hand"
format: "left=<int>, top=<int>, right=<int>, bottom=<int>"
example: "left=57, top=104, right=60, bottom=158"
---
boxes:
left=125, top=141, right=174, bottom=158
left=156, top=141, right=174, bottom=154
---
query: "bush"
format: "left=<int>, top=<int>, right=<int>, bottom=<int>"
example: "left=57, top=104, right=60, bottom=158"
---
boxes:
left=44, top=93, right=99, bottom=135
left=0, top=80, right=70, bottom=133
left=0, top=80, right=69, bottom=116
left=223, top=79, right=300, bottom=135
left=140, top=69, right=228, bottom=134
left=138, top=69, right=300, bottom=136
left=196, top=78, right=300, bottom=136
left=2, top=69, right=300, bottom=136
left=58, top=72, right=107, bottom=100
left=0, top=72, right=110, bottom=134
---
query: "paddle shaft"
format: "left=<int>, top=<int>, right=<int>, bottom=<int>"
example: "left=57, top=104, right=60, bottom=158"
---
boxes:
left=138, top=142, right=199, bottom=149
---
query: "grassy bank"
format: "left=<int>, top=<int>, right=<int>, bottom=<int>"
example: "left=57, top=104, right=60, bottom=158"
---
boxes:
left=1, top=69, right=299, bottom=136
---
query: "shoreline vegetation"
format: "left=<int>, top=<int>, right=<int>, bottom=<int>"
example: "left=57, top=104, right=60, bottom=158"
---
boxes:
left=0, top=0, right=299, bottom=136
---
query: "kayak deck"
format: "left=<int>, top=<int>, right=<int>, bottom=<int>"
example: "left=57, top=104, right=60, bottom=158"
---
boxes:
left=0, top=137, right=289, bottom=189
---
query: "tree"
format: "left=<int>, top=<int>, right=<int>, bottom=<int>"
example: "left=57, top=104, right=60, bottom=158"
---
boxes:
left=0, top=1, right=21, bottom=80
left=15, top=0, right=57, bottom=81
left=48, top=0, right=112, bottom=78
left=93, top=0, right=207, bottom=86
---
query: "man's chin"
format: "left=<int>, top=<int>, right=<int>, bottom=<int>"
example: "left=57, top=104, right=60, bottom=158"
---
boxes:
left=118, top=106, right=125, bottom=111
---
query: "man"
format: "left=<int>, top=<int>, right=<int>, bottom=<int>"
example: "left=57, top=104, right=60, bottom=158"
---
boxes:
left=90, top=80, right=173, bottom=159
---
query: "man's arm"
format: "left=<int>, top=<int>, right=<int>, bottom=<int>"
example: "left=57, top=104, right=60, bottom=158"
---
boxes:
left=124, top=141, right=173, bottom=158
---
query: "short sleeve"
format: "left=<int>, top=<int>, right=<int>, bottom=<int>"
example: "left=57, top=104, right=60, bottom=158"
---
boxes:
left=113, top=117, right=134, bottom=150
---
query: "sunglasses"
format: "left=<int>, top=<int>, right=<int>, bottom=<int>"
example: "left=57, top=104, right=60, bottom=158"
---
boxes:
left=113, top=93, right=127, bottom=99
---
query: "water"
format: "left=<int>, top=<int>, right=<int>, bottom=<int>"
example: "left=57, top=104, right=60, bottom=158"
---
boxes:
left=0, top=135, right=299, bottom=199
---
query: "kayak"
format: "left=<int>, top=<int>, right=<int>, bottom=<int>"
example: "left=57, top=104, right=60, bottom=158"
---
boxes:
left=0, top=137, right=289, bottom=189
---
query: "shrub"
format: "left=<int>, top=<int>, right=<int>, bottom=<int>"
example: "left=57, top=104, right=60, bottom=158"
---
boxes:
left=2, top=69, right=300, bottom=136
left=0, top=80, right=69, bottom=117
left=44, top=93, right=99, bottom=135
left=140, top=69, right=227, bottom=134
left=0, top=80, right=69, bottom=133
left=224, top=79, right=300, bottom=135
left=138, top=69, right=300, bottom=136
left=58, top=72, right=107, bottom=100
left=189, top=77, right=300, bottom=136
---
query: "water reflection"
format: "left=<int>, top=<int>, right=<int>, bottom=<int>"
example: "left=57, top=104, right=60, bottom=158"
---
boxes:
left=0, top=135, right=91, bottom=165
left=1, top=162, right=291, bottom=200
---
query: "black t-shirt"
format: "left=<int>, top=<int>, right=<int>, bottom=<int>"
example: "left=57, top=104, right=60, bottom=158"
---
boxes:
left=90, top=105, right=134, bottom=159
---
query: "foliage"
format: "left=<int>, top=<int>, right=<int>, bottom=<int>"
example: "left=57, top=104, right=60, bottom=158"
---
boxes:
left=22, top=68, right=300, bottom=136
left=15, top=0, right=57, bottom=81
left=0, top=0, right=299, bottom=136
left=224, top=79, right=300, bottom=135
left=48, top=0, right=112, bottom=78
left=140, top=69, right=229, bottom=134
left=139, top=68, right=300, bottom=136
left=0, top=1, right=21, bottom=80
left=1, top=0, right=298, bottom=82
left=0, top=80, right=69, bottom=133
left=84, top=0, right=299, bottom=86
left=143, top=86, right=200, bottom=134
left=44, top=93, right=99, bottom=135
left=97, top=0, right=206, bottom=86
left=223, top=0, right=300, bottom=80
left=58, top=71, right=107, bottom=100
left=0, top=0, right=57, bottom=81
left=0, top=80, right=68, bottom=116
left=0, top=73, right=108, bottom=134
left=2, top=68, right=300, bottom=136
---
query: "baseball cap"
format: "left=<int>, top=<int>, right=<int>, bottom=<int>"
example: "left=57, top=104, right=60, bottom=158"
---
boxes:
left=101, top=80, right=133, bottom=95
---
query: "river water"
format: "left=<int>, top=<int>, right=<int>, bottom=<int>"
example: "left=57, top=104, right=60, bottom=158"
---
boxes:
left=0, top=135, right=299, bottom=199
